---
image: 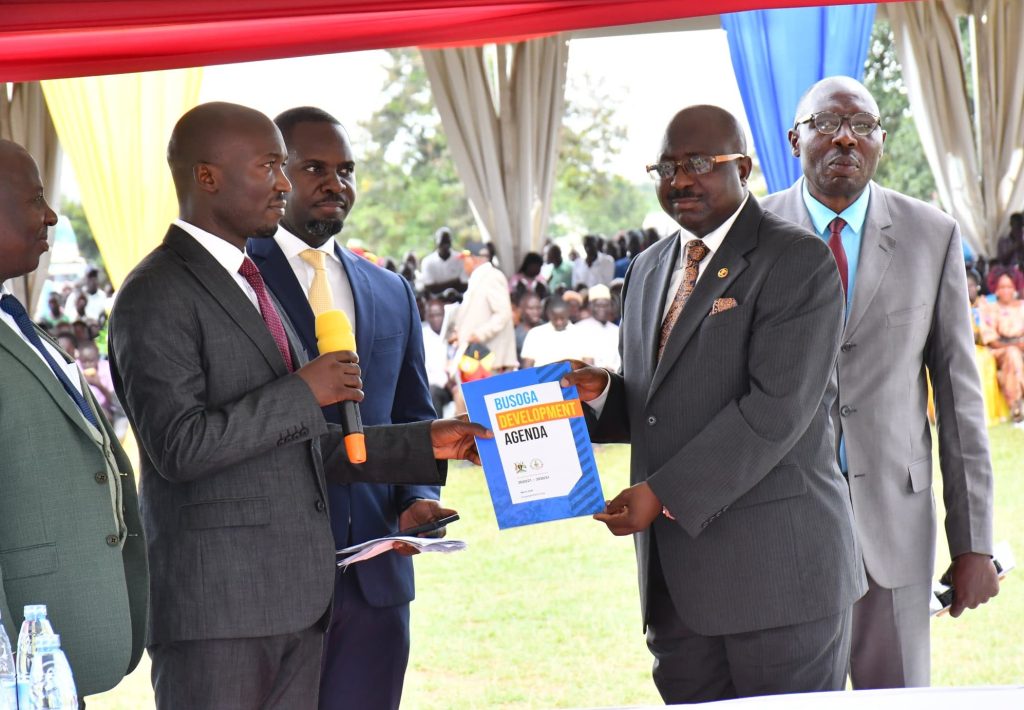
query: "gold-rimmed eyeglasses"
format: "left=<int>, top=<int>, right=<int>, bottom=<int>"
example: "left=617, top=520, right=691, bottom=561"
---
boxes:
left=645, top=154, right=746, bottom=181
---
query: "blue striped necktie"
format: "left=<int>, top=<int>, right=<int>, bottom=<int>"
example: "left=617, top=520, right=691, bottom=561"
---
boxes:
left=1, top=294, right=100, bottom=428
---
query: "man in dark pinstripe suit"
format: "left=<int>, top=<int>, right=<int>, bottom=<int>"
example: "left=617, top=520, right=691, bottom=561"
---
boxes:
left=564, top=105, right=866, bottom=703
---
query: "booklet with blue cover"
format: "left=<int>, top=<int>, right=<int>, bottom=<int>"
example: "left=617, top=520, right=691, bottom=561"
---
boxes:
left=461, top=361, right=604, bottom=529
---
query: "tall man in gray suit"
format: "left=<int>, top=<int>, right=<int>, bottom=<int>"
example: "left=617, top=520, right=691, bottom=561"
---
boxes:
left=108, top=102, right=486, bottom=710
left=1, top=139, right=148, bottom=703
left=762, top=76, right=998, bottom=689
left=564, top=106, right=865, bottom=703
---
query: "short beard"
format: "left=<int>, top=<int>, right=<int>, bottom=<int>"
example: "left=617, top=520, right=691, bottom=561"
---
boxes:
left=306, top=218, right=343, bottom=241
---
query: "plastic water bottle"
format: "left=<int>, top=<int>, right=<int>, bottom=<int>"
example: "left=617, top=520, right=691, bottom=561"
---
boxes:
left=17, top=605, right=54, bottom=709
left=0, top=609, right=17, bottom=709
left=27, top=634, right=77, bottom=709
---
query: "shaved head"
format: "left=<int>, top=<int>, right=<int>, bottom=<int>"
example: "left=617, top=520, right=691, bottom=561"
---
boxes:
left=166, top=102, right=291, bottom=247
left=168, top=102, right=280, bottom=197
left=0, top=138, right=32, bottom=169
left=655, top=105, right=752, bottom=237
left=662, top=105, right=748, bottom=157
left=0, top=139, right=57, bottom=281
left=789, top=76, right=886, bottom=213
left=793, top=76, right=880, bottom=126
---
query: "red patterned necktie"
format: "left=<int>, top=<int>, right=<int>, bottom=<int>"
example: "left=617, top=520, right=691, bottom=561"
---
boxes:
left=828, top=217, right=849, bottom=297
left=238, top=256, right=295, bottom=372
left=658, top=239, right=710, bottom=359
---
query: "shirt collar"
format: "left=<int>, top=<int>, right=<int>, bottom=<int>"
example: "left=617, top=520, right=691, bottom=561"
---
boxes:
left=0, top=281, right=11, bottom=297
left=274, top=224, right=341, bottom=263
left=676, top=193, right=749, bottom=267
left=173, top=219, right=247, bottom=275
left=801, top=178, right=871, bottom=236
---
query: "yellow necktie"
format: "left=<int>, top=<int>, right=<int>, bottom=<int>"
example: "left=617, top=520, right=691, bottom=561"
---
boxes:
left=299, top=249, right=334, bottom=316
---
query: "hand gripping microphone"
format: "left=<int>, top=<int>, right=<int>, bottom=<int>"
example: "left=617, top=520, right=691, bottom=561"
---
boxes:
left=315, top=309, right=366, bottom=464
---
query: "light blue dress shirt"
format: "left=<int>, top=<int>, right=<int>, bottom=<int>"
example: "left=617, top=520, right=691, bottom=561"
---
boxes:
left=801, top=179, right=871, bottom=312
left=800, top=180, right=871, bottom=474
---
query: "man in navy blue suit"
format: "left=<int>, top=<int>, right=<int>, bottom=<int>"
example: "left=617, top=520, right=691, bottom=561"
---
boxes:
left=248, top=106, right=450, bottom=710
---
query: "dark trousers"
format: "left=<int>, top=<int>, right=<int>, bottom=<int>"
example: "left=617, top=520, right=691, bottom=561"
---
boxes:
left=149, top=625, right=324, bottom=710
left=646, top=544, right=852, bottom=704
left=319, top=570, right=411, bottom=710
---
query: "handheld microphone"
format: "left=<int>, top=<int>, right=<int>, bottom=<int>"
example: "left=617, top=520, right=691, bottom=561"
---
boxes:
left=315, top=309, right=366, bottom=464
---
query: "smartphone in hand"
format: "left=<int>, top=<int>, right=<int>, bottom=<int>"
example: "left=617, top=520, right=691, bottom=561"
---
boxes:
left=398, top=513, right=460, bottom=538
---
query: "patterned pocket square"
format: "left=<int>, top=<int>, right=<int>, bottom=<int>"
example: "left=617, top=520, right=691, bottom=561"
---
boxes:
left=710, top=297, right=738, bottom=316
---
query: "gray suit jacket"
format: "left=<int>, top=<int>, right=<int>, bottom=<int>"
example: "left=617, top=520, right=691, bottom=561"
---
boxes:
left=0, top=323, right=147, bottom=696
left=763, top=181, right=994, bottom=588
left=108, top=226, right=445, bottom=646
left=593, top=197, right=866, bottom=636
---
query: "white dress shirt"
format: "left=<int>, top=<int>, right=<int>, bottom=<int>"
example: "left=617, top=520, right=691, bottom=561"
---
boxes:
left=574, top=317, right=621, bottom=371
left=173, top=219, right=260, bottom=310
left=520, top=322, right=586, bottom=366
left=1, top=281, right=84, bottom=395
left=421, top=323, right=449, bottom=389
left=273, top=226, right=356, bottom=327
left=660, top=194, right=748, bottom=323
left=420, top=250, right=467, bottom=289
left=571, top=252, right=615, bottom=288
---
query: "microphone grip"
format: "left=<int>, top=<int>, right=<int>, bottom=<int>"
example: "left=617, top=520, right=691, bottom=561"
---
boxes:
left=340, top=401, right=366, bottom=464
left=315, top=309, right=365, bottom=463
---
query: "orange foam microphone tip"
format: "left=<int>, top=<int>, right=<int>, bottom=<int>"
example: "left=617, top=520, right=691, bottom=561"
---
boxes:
left=345, top=432, right=367, bottom=464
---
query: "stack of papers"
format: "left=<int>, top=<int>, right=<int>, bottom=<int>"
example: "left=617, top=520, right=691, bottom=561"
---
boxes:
left=336, top=536, right=467, bottom=568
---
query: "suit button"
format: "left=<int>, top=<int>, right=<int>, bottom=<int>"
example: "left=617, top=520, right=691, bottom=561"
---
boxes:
left=315, top=500, right=326, bottom=512
left=840, top=405, right=855, bottom=417
left=105, top=534, right=119, bottom=546
left=95, top=471, right=108, bottom=484
left=647, top=416, right=657, bottom=426
left=841, top=342, right=855, bottom=352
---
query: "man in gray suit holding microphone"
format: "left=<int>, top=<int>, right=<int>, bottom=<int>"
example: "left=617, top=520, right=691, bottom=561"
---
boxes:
left=763, top=76, right=998, bottom=689
left=108, top=102, right=486, bottom=710
left=564, top=105, right=865, bottom=703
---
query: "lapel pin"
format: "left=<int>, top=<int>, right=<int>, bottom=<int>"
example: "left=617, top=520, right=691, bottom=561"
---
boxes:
left=717, top=268, right=729, bottom=278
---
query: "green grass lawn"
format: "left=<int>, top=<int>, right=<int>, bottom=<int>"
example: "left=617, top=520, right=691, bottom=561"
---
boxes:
left=90, top=426, right=1024, bottom=709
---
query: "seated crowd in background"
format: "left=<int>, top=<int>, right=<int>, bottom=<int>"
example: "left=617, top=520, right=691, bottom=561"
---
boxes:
left=36, top=213, right=1023, bottom=428
left=405, top=227, right=653, bottom=416
left=33, top=267, right=130, bottom=438
left=966, top=211, right=1024, bottom=424
left=29, top=223, right=650, bottom=427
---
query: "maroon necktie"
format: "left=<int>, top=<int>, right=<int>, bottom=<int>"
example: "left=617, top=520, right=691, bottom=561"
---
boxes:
left=238, top=256, right=295, bottom=372
left=828, top=217, right=849, bottom=297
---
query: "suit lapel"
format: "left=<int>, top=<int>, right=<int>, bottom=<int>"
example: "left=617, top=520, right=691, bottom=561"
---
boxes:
left=640, top=235, right=679, bottom=381
left=647, top=199, right=757, bottom=402
left=247, top=237, right=318, bottom=356
left=338, top=245, right=376, bottom=381
left=0, top=323, right=94, bottom=437
left=165, top=227, right=287, bottom=378
left=781, top=182, right=816, bottom=234
left=845, top=183, right=896, bottom=339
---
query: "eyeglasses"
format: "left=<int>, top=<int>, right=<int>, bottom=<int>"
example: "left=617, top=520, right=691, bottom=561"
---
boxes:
left=794, top=111, right=881, bottom=136
left=645, top=154, right=746, bottom=181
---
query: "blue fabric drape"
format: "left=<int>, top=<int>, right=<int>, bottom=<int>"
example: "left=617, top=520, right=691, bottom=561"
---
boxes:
left=722, top=5, right=876, bottom=193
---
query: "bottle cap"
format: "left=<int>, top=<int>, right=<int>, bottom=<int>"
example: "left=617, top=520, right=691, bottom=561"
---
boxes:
left=22, top=605, right=47, bottom=620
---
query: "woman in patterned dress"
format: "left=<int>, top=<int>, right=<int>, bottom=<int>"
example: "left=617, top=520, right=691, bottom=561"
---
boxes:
left=979, top=273, right=1024, bottom=422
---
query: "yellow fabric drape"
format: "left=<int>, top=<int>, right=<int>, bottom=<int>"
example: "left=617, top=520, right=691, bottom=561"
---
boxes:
left=41, top=69, right=202, bottom=288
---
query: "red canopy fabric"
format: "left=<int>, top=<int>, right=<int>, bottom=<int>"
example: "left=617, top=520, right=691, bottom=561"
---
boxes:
left=0, top=0, right=887, bottom=82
